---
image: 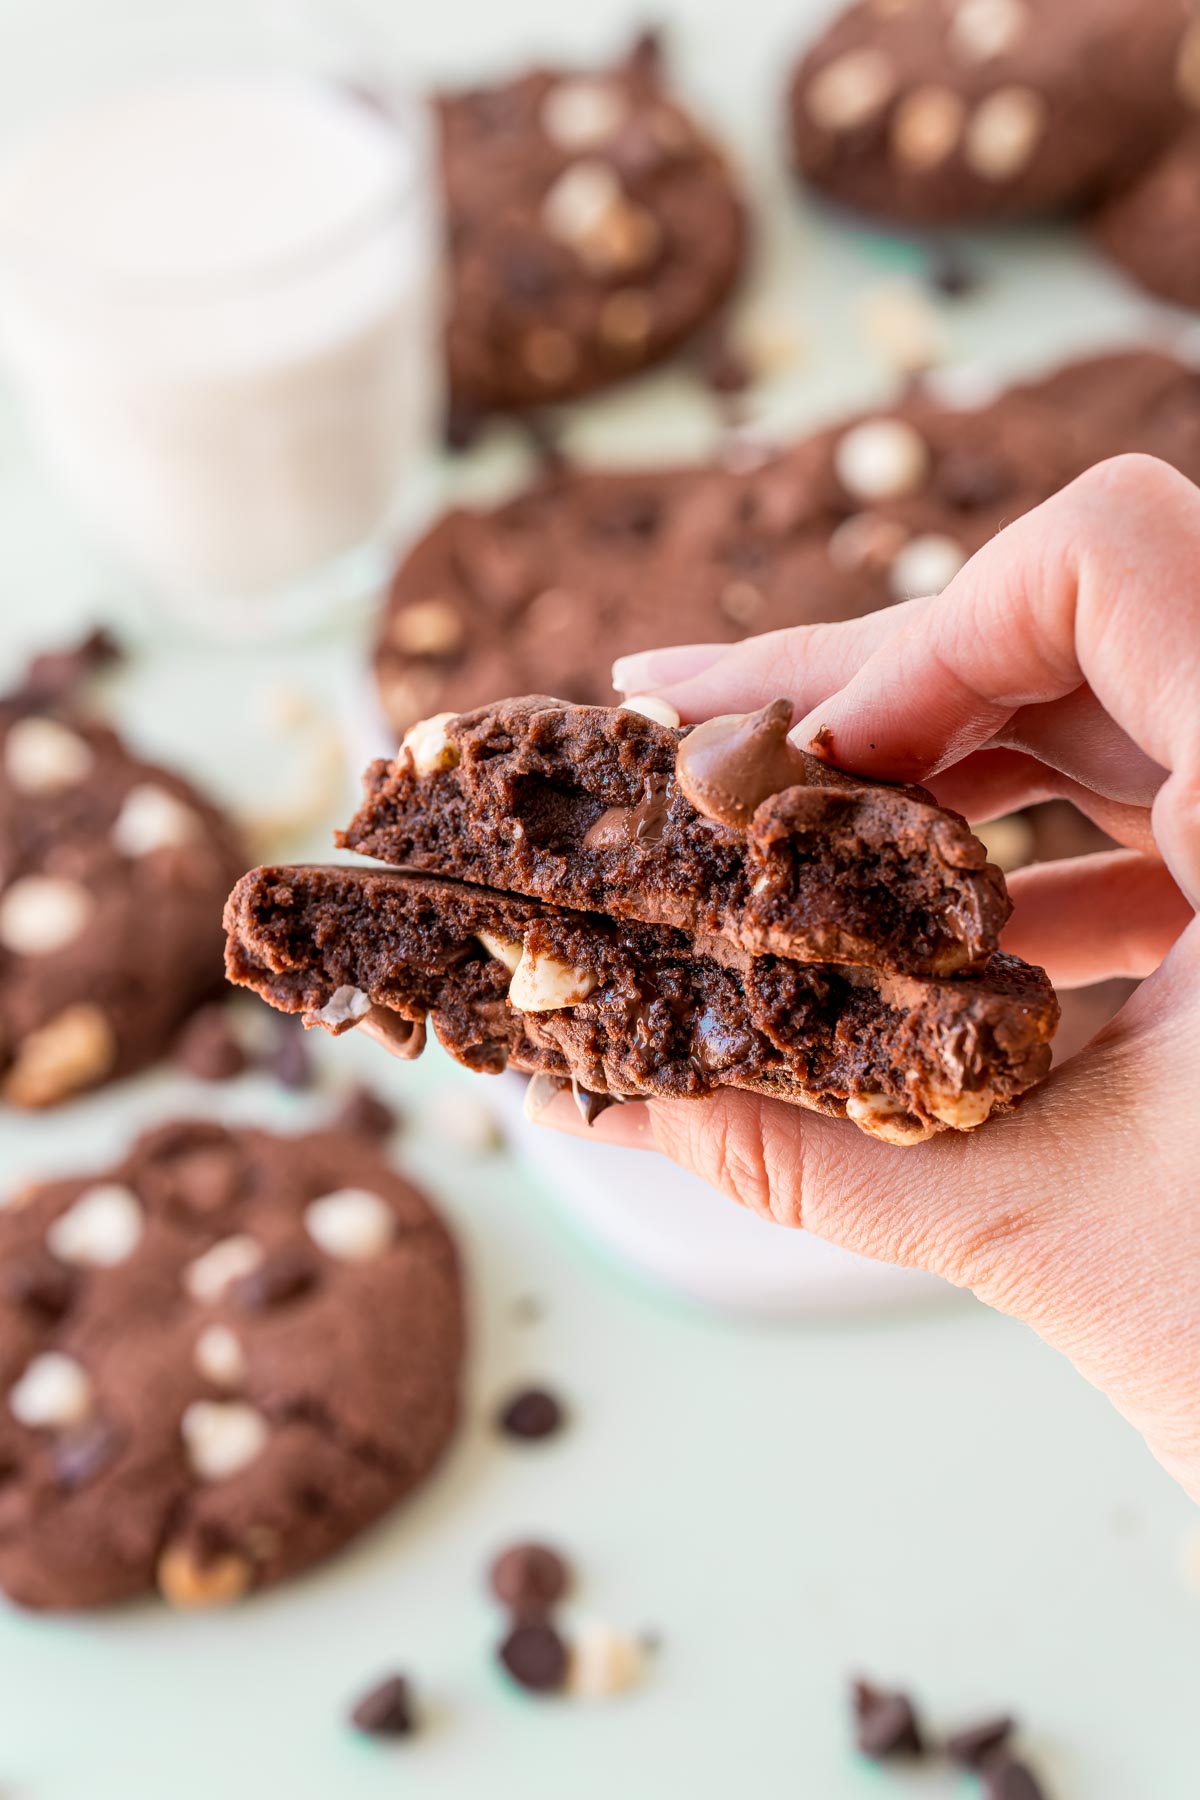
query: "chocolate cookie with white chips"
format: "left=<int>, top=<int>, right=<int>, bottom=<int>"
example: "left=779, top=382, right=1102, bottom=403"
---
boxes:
left=0, top=1120, right=462, bottom=1608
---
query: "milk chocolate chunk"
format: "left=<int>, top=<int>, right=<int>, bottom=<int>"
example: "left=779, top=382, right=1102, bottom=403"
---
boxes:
left=338, top=696, right=1008, bottom=977
left=223, top=864, right=1056, bottom=1144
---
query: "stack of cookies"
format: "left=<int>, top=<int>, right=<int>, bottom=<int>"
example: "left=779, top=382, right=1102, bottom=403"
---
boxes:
left=225, top=696, right=1059, bottom=1148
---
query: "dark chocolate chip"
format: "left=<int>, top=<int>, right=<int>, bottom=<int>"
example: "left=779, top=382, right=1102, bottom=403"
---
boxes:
left=498, top=1387, right=565, bottom=1442
left=269, top=1020, right=313, bottom=1091
left=331, top=1083, right=398, bottom=1141
left=489, top=1542, right=571, bottom=1615
left=981, top=1755, right=1046, bottom=1800
left=350, top=1673, right=416, bottom=1738
left=926, top=243, right=978, bottom=299
left=235, top=1245, right=318, bottom=1311
left=852, top=1679, right=924, bottom=1759
left=175, top=1006, right=247, bottom=1082
left=697, top=330, right=752, bottom=396
left=627, top=25, right=665, bottom=78
left=53, top=1418, right=120, bottom=1490
left=572, top=1083, right=616, bottom=1127
left=0, top=1249, right=76, bottom=1321
left=497, top=1620, right=568, bottom=1693
left=948, top=1716, right=1016, bottom=1768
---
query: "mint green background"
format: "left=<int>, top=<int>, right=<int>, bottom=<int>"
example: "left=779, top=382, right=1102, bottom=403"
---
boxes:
left=0, top=1, right=1195, bottom=1794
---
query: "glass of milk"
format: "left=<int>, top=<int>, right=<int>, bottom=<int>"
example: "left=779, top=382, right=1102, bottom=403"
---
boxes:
left=0, top=9, right=441, bottom=636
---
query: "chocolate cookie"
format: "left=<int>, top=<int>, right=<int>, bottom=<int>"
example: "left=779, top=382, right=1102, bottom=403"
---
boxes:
left=1097, top=124, right=1200, bottom=307
left=441, top=34, right=746, bottom=416
left=787, top=0, right=1188, bottom=225
left=373, top=349, right=1200, bottom=735
left=0, top=700, right=246, bottom=1108
left=224, top=865, right=1057, bottom=1143
left=0, top=1119, right=462, bottom=1609
left=339, top=697, right=1008, bottom=977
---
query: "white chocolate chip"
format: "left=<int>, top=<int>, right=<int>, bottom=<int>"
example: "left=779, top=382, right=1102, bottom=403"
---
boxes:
left=620, top=696, right=681, bottom=728
left=305, top=1188, right=395, bottom=1262
left=3, top=717, right=93, bottom=793
left=183, top=1234, right=264, bottom=1303
left=508, top=947, right=597, bottom=1013
left=858, top=278, right=944, bottom=374
left=964, top=86, right=1046, bottom=180
left=915, top=359, right=1002, bottom=411
left=805, top=48, right=897, bottom=131
left=313, top=985, right=371, bottom=1029
left=541, top=79, right=627, bottom=149
left=891, top=85, right=966, bottom=169
left=2, top=1003, right=116, bottom=1107
left=194, top=1324, right=247, bottom=1387
left=925, top=1086, right=995, bottom=1130
left=949, top=0, right=1028, bottom=63
left=888, top=532, right=966, bottom=598
left=401, top=712, right=460, bottom=777
left=542, top=159, right=623, bottom=242
left=0, top=875, right=92, bottom=956
left=181, top=1400, right=269, bottom=1481
left=1178, top=19, right=1200, bottom=106
left=569, top=1622, right=647, bottom=1698
left=111, top=783, right=200, bottom=857
left=833, top=418, right=929, bottom=502
left=390, top=598, right=464, bottom=658
left=47, top=1182, right=143, bottom=1267
left=476, top=931, right=524, bottom=975
left=10, top=1352, right=92, bottom=1427
left=846, top=1092, right=937, bottom=1146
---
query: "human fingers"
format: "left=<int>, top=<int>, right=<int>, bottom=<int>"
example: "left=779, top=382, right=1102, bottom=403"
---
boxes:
left=1001, top=851, right=1191, bottom=987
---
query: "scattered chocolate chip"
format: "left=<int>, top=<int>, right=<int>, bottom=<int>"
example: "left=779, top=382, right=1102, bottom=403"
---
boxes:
left=981, top=1755, right=1046, bottom=1800
left=330, top=1083, right=398, bottom=1141
left=350, top=1673, right=416, bottom=1738
left=53, top=1418, right=120, bottom=1490
left=948, top=1716, right=1016, bottom=1769
left=490, top=1542, right=571, bottom=1615
left=269, top=1019, right=313, bottom=1091
left=926, top=243, right=978, bottom=299
left=498, top=1387, right=565, bottom=1441
left=497, top=1620, right=568, bottom=1694
left=627, top=25, right=665, bottom=78
left=0, top=1249, right=76, bottom=1321
left=174, top=1005, right=247, bottom=1082
left=444, top=396, right=486, bottom=453
left=235, top=1245, right=318, bottom=1311
left=852, top=1679, right=924, bottom=1760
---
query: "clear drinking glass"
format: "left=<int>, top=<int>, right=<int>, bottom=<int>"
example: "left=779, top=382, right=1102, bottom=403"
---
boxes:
left=0, top=3, right=442, bottom=637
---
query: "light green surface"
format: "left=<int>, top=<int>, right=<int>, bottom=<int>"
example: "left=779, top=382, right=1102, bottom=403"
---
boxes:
left=0, top=1, right=1196, bottom=1795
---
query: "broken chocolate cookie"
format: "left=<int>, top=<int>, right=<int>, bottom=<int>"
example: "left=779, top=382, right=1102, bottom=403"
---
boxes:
left=224, top=864, right=1056, bottom=1145
left=339, top=696, right=1009, bottom=978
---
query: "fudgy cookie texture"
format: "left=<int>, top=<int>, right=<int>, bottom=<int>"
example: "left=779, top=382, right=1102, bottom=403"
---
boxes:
left=1097, top=125, right=1200, bottom=307
left=0, top=1119, right=462, bottom=1609
left=0, top=700, right=246, bottom=1108
left=441, top=32, right=745, bottom=415
left=373, top=349, right=1200, bottom=734
left=225, top=865, right=1056, bottom=1143
left=787, top=0, right=1191, bottom=225
left=339, top=697, right=1008, bottom=977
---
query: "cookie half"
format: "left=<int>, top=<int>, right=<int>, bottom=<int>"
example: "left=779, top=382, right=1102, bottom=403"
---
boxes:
left=373, top=348, right=1200, bottom=735
left=224, top=864, right=1057, bottom=1143
left=787, top=0, right=1187, bottom=225
left=441, top=34, right=746, bottom=414
left=0, top=703, right=246, bottom=1107
left=0, top=1119, right=463, bottom=1608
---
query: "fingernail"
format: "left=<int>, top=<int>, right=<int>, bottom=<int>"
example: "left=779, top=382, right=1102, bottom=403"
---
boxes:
left=611, top=643, right=727, bottom=693
left=620, top=695, right=681, bottom=728
left=523, top=1077, right=655, bottom=1147
left=523, top=1072, right=567, bottom=1123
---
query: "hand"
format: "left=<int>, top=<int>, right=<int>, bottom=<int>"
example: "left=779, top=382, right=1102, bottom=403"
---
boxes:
left=529, top=454, right=1200, bottom=1500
